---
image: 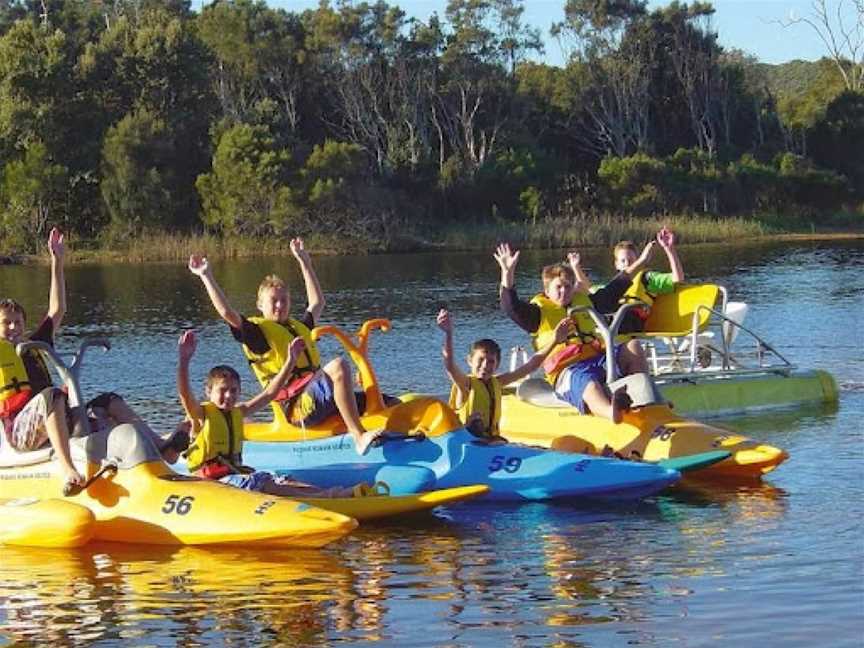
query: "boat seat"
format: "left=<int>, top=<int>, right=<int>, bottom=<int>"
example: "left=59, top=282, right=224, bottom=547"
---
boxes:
left=0, top=445, right=54, bottom=468
left=0, top=424, right=161, bottom=470
left=630, top=283, right=721, bottom=339
left=0, top=435, right=92, bottom=469
left=607, top=373, right=666, bottom=408
left=515, top=378, right=571, bottom=409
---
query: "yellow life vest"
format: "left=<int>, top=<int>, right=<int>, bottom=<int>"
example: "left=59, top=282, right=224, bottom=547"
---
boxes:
left=529, top=293, right=602, bottom=382
left=449, top=375, right=502, bottom=437
left=621, top=270, right=653, bottom=320
left=243, top=317, right=321, bottom=393
left=185, top=402, right=245, bottom=473
left=0, top=339, right=33, bottom=417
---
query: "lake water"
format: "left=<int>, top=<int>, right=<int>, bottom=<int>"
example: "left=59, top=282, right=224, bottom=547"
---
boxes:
left=1, top=238, right=862, bottom=646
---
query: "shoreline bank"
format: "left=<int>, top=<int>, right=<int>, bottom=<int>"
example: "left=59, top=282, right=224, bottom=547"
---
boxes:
left=4, top=220, right=862, bottom=265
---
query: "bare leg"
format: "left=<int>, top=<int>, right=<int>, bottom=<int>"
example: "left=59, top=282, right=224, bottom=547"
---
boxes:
left=618, top=339, right=649, bottom=376
left=259, top=476, right=355, bottom=498
left=582, top=380, right=629, bottom=424
left=45, top=397, right=84, bottom=489
left=106, top=397, right=160, bottom=443
left=105, top=397, right=186, bottom=462
left=323, top=358, right=382, bottom=455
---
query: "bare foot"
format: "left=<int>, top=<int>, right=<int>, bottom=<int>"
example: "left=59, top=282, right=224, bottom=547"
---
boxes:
left=159, top=421, right=191, bottom=464
left=355, top=429, right=385, bottom=456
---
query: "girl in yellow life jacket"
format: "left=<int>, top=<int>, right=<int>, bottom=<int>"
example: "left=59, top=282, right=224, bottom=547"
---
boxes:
left=437, top=309, right=569, bottom=439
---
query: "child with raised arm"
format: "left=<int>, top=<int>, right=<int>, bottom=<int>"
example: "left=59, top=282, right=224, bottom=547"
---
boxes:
left=0, top=228, right=83, bottom=491
left=177, top=329, right=377, bottom=496
left=495, top=241, right=654, bottom=424
left=611, top=226, right=684, bottom=333
left=188, top=238, right=382, bottom=455
left=437, top=309, right=569, bottom=439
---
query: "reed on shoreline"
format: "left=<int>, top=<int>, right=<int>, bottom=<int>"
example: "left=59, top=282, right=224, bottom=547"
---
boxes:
left=9, top=212, right=862, bottom=264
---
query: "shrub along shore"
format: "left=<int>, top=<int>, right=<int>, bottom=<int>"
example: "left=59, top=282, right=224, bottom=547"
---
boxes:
left=4, top=213, right=860, bottom=265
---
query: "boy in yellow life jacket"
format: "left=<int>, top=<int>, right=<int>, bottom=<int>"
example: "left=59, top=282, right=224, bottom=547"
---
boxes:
left=177, top=329, right=380, bottom=497
left=188, top=237, right=383, bottom=455
left=496, top=241, right=654, bottom=424
left=0, top=228, right=83, bottom=492
left=0, top=230, right=183, bottom=497
left=436, top=309, right=569, bottom=439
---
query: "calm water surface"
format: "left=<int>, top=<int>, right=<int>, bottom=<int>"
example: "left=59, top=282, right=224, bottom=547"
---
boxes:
left=1, top=239, right=862, bottom=646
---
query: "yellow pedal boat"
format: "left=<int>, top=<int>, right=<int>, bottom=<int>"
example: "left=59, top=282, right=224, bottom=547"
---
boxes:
left=244, top=319, right=462, bottom=443
left=299, top=484, right=490, bottom=521
left=499, top=377, right=787, bottom=480
left=0, top=497, right=96, bottom=548
left=0, top=424, right=356, bottom=547
left=494, top=296, right=790, bottom=480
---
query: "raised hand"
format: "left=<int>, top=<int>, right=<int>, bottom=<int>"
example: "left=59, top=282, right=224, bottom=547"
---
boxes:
left=436, top=308, right=453, bottom=335
left=552, top=317, right=570, bottom=344
left=289, top=237, right=311, bottom=265
left=188, top=254, right=210, bottom=276
left=287, top=336, right=306, bottom=363
left=493, top=243, right=520, bottom=274
left=178, top=330, right=197, bottom=362
left=636, top=239, right=656, bottom=267
left=657, top=226, right=676, bottom=251
left=48, top=227, right=65, bottom=260
left=566, top=251, right=581, bottom=270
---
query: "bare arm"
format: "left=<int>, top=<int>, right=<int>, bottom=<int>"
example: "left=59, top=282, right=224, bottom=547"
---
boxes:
left=657, top=227, right=684, bottom=283
left=177, top=330, right=204, bottom=422
left=46, top=228, right=66, bottom=331
left=497, top=318, right=569, bottom=385
left=290, top=238, right=325, bottom=323
left=436, top=309, right=470, bottom=397
left=621, top=240, right=656, bottom=279
left=241, top=337, right=305, bottom=415
left=568, top=251, right=591, bottom=292
left=494, top=242, right=520, bottom=290
left=188, top=255, right=243, bottom=329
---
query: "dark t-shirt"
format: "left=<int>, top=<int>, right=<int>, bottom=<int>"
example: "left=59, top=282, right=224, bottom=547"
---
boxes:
left=23, top=317, right=55, bottom=393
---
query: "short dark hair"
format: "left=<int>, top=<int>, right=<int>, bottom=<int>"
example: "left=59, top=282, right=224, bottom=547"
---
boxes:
left=0, top=298, right=26, bottom=320
left=469, top=338, right=501, bottom=363
left=205, top=365, right=241, bottom=392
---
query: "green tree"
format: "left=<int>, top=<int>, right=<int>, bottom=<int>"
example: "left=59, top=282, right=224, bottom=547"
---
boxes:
left=100, top=108, right=178, bottom=236
left=196, top=122, right=298, bottom=235
left=0, top=140, right=67, bottom=252
left=808, top=90, right=864, bottom=198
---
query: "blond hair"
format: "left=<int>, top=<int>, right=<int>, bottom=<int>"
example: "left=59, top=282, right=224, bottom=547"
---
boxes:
left=257, top=274, right=289, bottom=301
left=613, top=240, right=637, bottom=258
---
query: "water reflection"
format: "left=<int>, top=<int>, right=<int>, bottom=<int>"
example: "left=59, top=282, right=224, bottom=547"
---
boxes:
left=0, top=544, right=354, bottom=646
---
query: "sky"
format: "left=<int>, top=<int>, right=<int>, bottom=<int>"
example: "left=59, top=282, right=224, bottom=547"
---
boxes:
left=193, top=0, right=843, bottom=66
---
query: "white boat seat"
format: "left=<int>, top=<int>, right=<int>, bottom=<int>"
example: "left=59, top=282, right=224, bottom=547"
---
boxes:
left=515, top=378, right=571, bottom=409
left=0, top=424, right=160, bottom=470
left=0, top=445, right=54, bottom=468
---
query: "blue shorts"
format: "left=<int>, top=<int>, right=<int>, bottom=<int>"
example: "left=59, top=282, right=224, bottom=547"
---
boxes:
left=285, top=372, right=339, bottom=426
left=219, top=471, right=274, bottom=491
left=554, top=346, right=623, bottom=414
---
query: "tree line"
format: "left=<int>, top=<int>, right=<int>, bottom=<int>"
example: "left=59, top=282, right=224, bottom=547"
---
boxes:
left=0, top=0, right=861, bottom=253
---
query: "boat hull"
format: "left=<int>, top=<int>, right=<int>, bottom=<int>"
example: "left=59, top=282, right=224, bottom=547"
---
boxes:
left=656, top=369, right=838, bottom=418
left=0, top=497, right=96, bottom=548
left=299, top=485, right=490, bottom=520
left=0, top=425, right=358, bottom=548
left=242, top=428, right=681, bottom=502
left=500, top=397, right=787, bottom=480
